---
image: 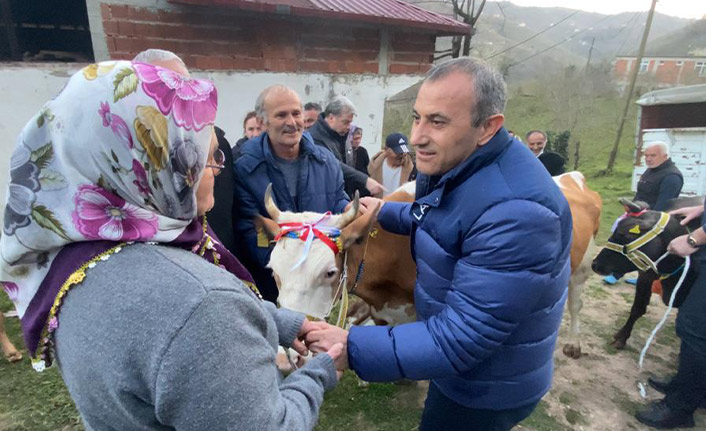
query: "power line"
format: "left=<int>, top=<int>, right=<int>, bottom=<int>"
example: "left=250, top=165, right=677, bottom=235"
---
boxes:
left=506, top=12, right=616, bottom=68
left=486, top=10, right=580, bottom=59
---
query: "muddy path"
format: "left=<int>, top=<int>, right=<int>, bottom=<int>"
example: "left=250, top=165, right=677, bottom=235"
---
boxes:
left=517, top=273, right=705, bottom=431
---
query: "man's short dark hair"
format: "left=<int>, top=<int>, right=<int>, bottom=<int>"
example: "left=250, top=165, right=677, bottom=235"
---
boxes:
left=242, top=111, right=257, bottom=129
left=304, top=102, right=321, bottom=112
left=525, top=130, right=547, bottom=141
left=425, top=57, right=506, bottom=128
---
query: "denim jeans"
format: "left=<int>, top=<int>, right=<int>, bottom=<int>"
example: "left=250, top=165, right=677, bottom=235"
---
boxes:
left=419, top=382, right=539, bottom=431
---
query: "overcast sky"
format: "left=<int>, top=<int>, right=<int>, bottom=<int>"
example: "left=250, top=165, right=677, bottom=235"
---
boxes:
left=492, top=0, right=706, bottom=19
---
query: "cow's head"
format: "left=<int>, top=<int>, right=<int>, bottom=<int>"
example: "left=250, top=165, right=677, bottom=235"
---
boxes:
left=592, top=198, right=684, bottom=275
left=256, top=184, right=380, bottom=318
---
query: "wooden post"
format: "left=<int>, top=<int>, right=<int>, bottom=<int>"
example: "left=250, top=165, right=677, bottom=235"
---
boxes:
left=573, top=140, right=580, bottom=170
left=605, top=0, right=658, bottom=173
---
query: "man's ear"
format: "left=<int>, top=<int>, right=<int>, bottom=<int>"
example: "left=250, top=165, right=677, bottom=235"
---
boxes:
left=340, top=202, right=382, bottom=250
left=477, top=114, right=505, bottom=147
left=254, top=215, right=280, bottom=242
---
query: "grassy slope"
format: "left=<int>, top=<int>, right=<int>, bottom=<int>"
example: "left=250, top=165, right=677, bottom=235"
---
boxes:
left=0, top=90, right=638, bottom=430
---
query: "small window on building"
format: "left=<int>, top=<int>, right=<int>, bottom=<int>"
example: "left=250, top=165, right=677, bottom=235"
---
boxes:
left=676, top=61, right=684, bottom=66
left=638, top=59, right=650, bottom=74
left=696, top=62, right=706, bottom=77
left=0, top=0, right=93, bottom=62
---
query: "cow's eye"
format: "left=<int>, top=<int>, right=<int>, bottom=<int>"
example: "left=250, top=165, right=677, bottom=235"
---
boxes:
left=325, top=269, right=337, bottom=279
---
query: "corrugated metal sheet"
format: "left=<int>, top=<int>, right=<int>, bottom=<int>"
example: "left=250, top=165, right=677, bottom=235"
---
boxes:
left=172, top=0, right=470, bottom=35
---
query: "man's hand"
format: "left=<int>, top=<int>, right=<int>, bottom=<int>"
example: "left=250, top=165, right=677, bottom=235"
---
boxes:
left=291, top=319, right=321, bottom=357
left=365, top=177, right=387, bottom=195
left=668, top=234, right=699, bottom=258
left=360, top=196, right=384, bottom=215
left=325, top=343, right=345, bottom=380
left=305, top=324, right=349, bottom=371
left=670, top=205, right=704, bottom=226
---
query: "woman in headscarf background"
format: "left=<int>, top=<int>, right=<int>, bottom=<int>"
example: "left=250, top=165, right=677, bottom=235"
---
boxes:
left=0, top=60, right=342, bottom=430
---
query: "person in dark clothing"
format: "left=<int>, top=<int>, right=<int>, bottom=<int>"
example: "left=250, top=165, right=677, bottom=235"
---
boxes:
left=634, top=141, right=683, bottom=211
left=233, top=85, right=349, bottom=302
left=232, top=111, right=262, bottom=160
left=349, top=126, right=369, bottom=174
left=307, top=96, right=385, bottom=196
left=604, top=140, right=684, bottom=284
left=345, top=125, right=371, bottom=198
left=526, top=130, right=565, bottom=176
left=303, top=102, right=321, bottom=130
left=208, top=126, right=237, bottom=253
left=634, top=201, right=706, bottom=429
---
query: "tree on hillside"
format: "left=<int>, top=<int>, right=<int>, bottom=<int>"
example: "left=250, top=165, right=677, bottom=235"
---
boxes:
left=433, top=0, right=487, bottom=60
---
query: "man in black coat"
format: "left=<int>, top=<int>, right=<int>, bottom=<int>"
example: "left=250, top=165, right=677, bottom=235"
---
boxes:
left=308, top=96, right=385, bottom=196
left=526, top=130, right=565, bottom=176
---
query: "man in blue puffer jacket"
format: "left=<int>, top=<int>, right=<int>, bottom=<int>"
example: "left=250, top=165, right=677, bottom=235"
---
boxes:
left=233, top=85, right=349, bottom=303
left=306, top=58, right=572, bottom=430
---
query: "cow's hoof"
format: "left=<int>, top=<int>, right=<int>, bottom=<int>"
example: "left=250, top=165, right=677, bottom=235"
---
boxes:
left=562, top=343, right=582, bottom=359
left=610, top=338, right=627, bottom=350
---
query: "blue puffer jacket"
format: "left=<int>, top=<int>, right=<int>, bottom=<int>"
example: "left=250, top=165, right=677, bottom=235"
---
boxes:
left=347, top=128, right=572, bottom=410
left=232, top=133, right=349, bottom=289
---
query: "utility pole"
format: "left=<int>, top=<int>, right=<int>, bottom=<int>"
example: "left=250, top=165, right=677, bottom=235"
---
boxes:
left=605, top=0, right=657, bottom=173
left=584, top=37, right=595, bottom=73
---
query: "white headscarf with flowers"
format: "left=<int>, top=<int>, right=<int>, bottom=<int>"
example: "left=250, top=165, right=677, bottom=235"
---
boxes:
left=0, top=60, right=217, bottom=320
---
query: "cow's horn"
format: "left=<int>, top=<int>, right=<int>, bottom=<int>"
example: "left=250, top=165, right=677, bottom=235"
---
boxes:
left=264, top=183, right=281, bottom=221
left=338, top=191, right=359, bottom=228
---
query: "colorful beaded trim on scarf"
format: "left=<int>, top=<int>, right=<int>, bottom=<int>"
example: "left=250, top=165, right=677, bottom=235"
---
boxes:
left=31, top=242, right=129, bottom=372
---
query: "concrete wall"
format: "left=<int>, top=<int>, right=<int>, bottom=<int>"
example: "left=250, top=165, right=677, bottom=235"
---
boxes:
left=0, top=63, right=420, bottom=220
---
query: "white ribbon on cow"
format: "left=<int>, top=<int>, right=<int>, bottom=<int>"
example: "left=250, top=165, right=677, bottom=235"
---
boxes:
left=279, top=213, right=340, bottom=271
left=637, top=254, right=691, bottom=398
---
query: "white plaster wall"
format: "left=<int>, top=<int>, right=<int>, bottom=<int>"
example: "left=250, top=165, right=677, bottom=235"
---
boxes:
left=0, top=63, right=420, bottom=221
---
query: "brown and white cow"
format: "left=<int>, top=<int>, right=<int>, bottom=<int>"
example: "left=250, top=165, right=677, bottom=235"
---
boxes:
left=260, top=172, right=601, bottom=359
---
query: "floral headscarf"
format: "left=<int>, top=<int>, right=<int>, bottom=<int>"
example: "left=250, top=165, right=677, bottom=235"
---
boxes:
left=0, top=60, right=231, bottom=370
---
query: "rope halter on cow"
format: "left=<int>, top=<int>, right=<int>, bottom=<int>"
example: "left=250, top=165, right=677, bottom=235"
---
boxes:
left=604, top=211, right=672, bottom=273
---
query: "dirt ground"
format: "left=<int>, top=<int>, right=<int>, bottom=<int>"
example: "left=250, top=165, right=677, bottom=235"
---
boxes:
left=518, top=272, right=706, bottom=431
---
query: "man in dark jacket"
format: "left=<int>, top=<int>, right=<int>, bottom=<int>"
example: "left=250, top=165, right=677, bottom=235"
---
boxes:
left=233, top=85, right=349, bottom=302
left=526, top=130, right=566, bottom=176
left=306, top=58, right=572, bottom=430
left=308, top=96, right=385, bottom=196
left=635, top=140, right=683, bottom=211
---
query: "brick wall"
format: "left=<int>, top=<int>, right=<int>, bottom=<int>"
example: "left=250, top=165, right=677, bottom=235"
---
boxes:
left=100, top=3, right=435, bottom=74
left=613, top=57, right=706, bottom=86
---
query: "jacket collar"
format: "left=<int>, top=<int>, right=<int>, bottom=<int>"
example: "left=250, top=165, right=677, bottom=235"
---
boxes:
left=314, top=113, right=345, bottom=142
left=648, top=158, right=675, bottom=173
left=240, top=132, right=324, bottom=173
left=416, top=127, right=512, bottom=208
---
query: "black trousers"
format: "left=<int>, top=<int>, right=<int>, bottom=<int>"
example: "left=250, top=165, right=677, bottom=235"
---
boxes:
left=665, top=341, right=706, bottom=414
left=419, top=382, right=538, bottom=431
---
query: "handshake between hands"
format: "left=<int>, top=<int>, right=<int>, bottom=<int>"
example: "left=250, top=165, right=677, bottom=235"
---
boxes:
left=291, top=320, right=350, bottom=379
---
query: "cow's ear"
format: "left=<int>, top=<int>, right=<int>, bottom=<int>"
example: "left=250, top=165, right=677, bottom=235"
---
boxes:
left=341, top=201, right=382, bottom=250
left=619, top=198, right=643, bottom=214
left=254, top=215, right=280, bottom=244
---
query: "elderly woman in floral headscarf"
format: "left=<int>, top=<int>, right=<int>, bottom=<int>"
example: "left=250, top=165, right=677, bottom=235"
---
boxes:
left=0, top=60, right=342, bottom=430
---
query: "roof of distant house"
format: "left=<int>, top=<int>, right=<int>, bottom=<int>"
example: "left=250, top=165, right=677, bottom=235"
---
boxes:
left=637, top=84, right=706, bottom=106
left=168, top=0, right=471, bottom=35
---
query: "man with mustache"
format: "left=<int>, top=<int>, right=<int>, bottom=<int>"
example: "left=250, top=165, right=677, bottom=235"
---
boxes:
left=233, top=85, right=349, bottom=302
